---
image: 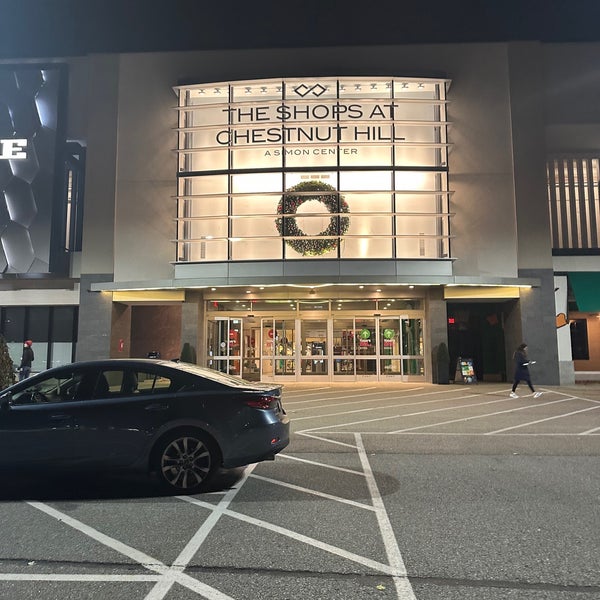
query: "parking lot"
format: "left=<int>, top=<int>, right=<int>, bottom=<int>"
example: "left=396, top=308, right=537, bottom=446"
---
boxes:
left=1, top=382, right=599, bottom=599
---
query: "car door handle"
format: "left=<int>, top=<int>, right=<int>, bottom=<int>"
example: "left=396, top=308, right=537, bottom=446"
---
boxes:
left=144, top=403, right=170, bottom=412
left=50, top=414, right=72, bottom=421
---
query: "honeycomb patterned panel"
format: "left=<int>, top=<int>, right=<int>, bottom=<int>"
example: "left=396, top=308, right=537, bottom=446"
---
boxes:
left=0, top=66, right=63, bottom=274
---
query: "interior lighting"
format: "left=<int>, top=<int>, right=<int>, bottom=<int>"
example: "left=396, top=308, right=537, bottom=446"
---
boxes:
left=385, top=82, right=391, bottom=89
left=260, top=87, right=267, bottom=94
left=376, top=289, right=382, bottom=292
left=246, top=290, right=251, bottom=294
left=359, top=285, right=364, bottom=289
left=355, top=84, right=362, bottom=91
left=409, top=285, right=415, bottom=289
left=199, top=89, right=206, bottom=95
left=370, top=83, right=377, bottom=90
left=276, top=86, right=282, bottom=93
left=214, top=88, right=221, bottom=94
left=418, top=83, right=424, bottom=89
left=402, top=83, right=408, bottom=89
left=211, top=287, right=217, bottom=291
left=245, top=87, right=252, bottom=95
left=339, top=84, right=345, bottom=91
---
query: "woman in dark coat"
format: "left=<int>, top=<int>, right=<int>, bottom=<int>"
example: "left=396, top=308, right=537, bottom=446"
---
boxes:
left=510, top=343, right=541, bottom=398
left=18, top=340, right=34, bottom=381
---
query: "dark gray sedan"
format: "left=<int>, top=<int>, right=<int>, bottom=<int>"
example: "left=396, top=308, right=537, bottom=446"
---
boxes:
left=0, top=359, right=289, bottom=494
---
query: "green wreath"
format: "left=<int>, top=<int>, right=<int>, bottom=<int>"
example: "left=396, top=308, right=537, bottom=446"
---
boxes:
left=275, top=181, right=350, bottom=256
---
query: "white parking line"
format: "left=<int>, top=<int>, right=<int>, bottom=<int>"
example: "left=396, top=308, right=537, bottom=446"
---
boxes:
left=250, top=473, right=376, bottom=511
left=285, top=387, right=380, bottom=405
left=278, top=453, right=364, bottom=475
left=179, top=496, right=405, bottom=578
left=582, top=425, right=600, bottom=435
left=355, top=434, right=417, bottom=600
left=291, top=387, right=468, bottom=414
left=486, top=404, right=600, bottom=434
left=297, top=432, right=358, bottom=448
left=389, top=397, right=576, bottom=433
left=26, top=471, right=258, bottom=600
left=0, top=574, right=160, bottom=582
left=296, top=393, right=508, bottom=431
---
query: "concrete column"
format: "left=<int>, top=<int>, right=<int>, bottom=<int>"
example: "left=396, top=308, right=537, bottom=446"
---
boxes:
left=76, top=274, right=113, bottom=361
left=517, top=269, right=560, bottom=385
left=426, top=289, right=448, bottom=382
left=181, top=291, right=202, bottom=364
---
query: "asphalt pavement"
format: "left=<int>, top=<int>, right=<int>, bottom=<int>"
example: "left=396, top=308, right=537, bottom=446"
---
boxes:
left=0, top=382, right=599, bottom=599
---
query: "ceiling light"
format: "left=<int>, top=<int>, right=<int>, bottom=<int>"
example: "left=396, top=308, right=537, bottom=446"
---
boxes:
left=260, top=87, right=267, bottom=94
left=371, top=83, right=377, bottom=90
left=214, top=88, right=221, bottom=94
left=245, top=87, right=252, bottom=95
left=355, top=84, right=362, bottom=91
left=402, top=83, right=408, bottom=89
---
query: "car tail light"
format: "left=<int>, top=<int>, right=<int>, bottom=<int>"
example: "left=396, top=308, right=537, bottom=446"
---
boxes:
left=245, top=395, right=277, bottom=409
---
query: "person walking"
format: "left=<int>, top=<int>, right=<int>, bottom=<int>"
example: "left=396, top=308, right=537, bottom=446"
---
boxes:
left=18, top=340, right=34, bottom=381
left=510, top=343, right=541, bottom=398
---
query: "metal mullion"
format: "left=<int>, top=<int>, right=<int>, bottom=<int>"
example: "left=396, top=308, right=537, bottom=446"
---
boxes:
left=587, top=158, right=599, bottom=247
left=547, top=160, right=560, bottom=249
left=566, top=160, right=579, bottom=248
left=576, top=159, right=589, bottom=248
left=557, top=160, right=570, bottom=248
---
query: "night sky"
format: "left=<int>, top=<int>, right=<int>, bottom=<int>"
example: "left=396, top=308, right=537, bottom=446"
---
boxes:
left=2, top=0, right=600, bottom=59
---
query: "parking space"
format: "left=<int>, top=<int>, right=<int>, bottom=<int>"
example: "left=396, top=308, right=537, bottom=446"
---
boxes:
left=0, top=383, right=599, bottom=599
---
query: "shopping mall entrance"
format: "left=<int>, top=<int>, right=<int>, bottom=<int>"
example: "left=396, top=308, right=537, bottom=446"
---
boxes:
left=206, top=313, right=425, bottom=382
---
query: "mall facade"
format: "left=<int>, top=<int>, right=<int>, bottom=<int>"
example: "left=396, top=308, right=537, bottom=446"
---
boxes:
left=2, top=41, right=600, bottom=384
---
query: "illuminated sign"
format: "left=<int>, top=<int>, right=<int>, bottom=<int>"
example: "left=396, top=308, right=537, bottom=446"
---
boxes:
left=0, top=138, right=27, bottom=160
left=217, top=103, right=406, bottom=147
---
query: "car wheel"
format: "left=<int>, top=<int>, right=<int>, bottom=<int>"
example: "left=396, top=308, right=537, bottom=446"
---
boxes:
left=153, top=429, right=220, bottom=494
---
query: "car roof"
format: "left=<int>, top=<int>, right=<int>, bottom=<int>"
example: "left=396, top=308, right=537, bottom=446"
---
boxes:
left=16, top=359, right=280, bottom=391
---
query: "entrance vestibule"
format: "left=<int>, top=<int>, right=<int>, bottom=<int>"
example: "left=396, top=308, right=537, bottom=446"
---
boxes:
left=206, top=313, right=424, bottom=382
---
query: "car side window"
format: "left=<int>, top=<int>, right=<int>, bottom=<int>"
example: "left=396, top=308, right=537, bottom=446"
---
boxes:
left=11, top=370, right=83, bottom=405
left=135, top=370, right=173, bottom=395
left=73, top=371, right=109, bottom=401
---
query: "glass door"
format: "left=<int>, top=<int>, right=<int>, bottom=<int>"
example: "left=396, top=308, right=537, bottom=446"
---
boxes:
left=242, top=316, right=261, bottom=381
left=206, top=317, right=242, bottom=376
left=355, top=318, right=377, bottom=378
left=332, top=318, right=355, bottom=377
left=261, top=318, right=297, bottom=379
left=300, top=319, right=328, bottom=376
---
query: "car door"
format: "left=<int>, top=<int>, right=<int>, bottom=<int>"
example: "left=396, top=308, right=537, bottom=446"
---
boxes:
left=66, top=366, right=179, bottom=467
left=0, top=367, right=90, bottom=468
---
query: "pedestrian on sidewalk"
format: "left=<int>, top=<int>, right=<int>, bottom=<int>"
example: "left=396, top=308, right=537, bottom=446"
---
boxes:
left=510, top=343, right=541, bottom=398
left=18, top=340, right=34, bottom=381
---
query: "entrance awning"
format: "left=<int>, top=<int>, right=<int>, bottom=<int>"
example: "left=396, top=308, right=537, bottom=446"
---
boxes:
left=569, top=272, right=600, bottom=312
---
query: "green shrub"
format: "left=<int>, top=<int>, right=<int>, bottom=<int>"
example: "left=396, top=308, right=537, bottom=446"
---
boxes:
left=0, top=335, right=16, bottom=390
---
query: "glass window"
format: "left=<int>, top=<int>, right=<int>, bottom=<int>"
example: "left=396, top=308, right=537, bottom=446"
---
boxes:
left=2, top=307, right=25, bottom=342
left=52, top=307, right=76, bottom=342
left=177, top=77, right=451, bottom=263
left=570, top=319, right=589, bottom=360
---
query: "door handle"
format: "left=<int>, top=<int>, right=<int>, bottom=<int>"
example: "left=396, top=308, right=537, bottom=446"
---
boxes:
left=144, top=403, right=170, bottom=412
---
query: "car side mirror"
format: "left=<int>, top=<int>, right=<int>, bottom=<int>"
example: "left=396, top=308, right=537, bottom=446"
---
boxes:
left=0, top=393, right=12, bottom=410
